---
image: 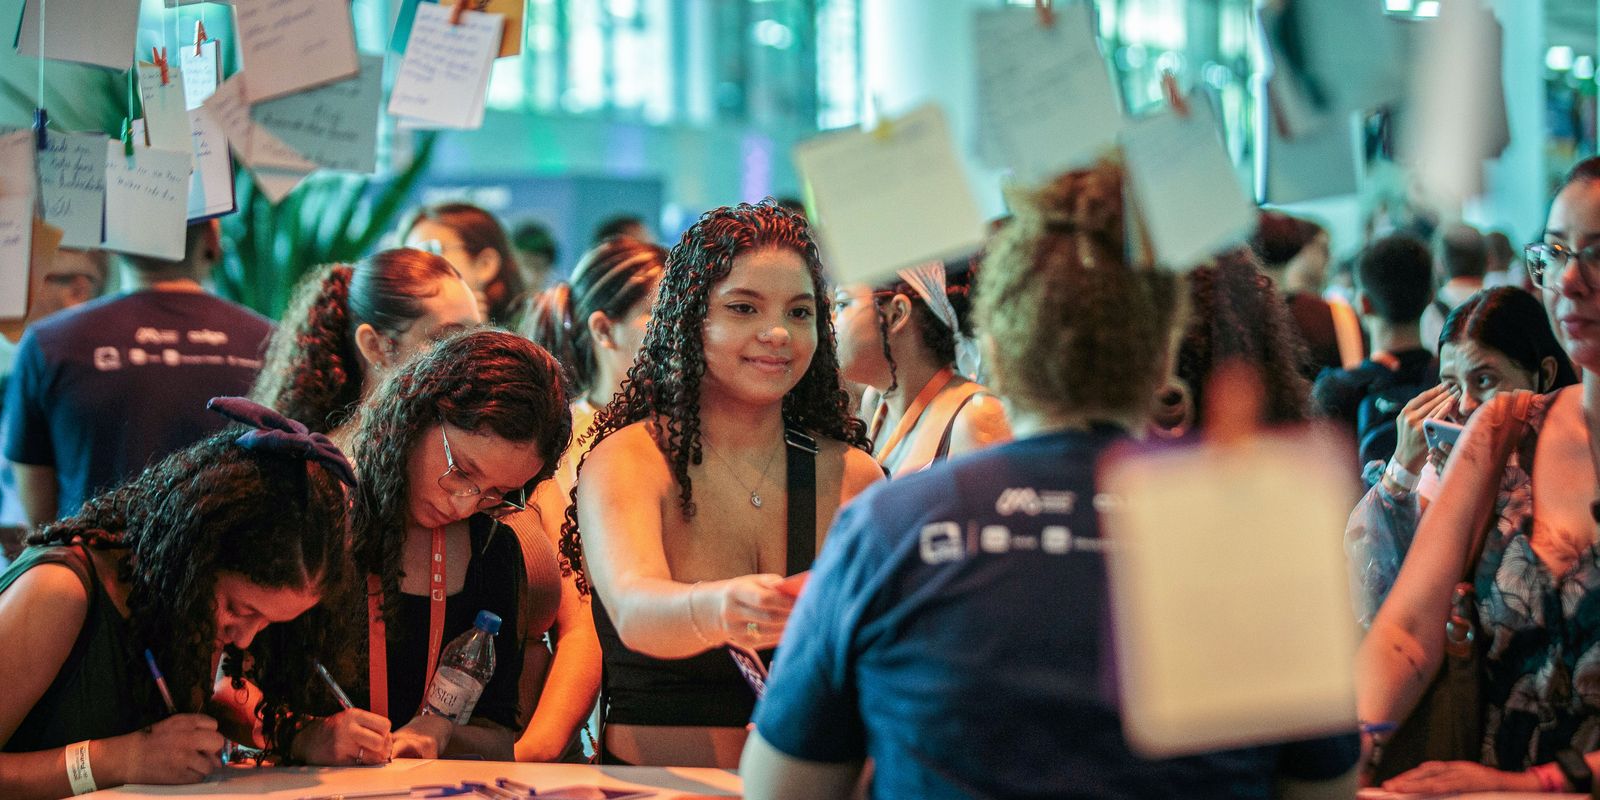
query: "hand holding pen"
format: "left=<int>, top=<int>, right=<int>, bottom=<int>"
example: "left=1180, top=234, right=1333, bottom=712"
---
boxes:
left=289, top=660, right=395, bottom=766
left=114, top=649, right=226, bottom=785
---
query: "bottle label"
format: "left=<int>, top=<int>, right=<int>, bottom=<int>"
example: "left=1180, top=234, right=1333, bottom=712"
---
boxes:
left=424, top=666, right=483, bottom=724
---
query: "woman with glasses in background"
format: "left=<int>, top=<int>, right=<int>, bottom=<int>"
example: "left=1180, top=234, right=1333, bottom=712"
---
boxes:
left=403, top=204, right=527, bottom=327
left=345, top=330, right=573, bottom=760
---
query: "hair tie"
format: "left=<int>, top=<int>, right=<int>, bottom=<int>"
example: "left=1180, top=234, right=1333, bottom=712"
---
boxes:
left=206, top=397, right=358, bottom=488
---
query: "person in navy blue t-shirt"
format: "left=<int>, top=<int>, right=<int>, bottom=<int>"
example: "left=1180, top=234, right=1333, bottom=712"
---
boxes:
left=742, top=162, right=1359, bottom=799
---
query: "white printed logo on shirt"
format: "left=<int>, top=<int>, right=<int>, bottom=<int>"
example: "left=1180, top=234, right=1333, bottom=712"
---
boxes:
left=919, top=521, right=964, bottom=565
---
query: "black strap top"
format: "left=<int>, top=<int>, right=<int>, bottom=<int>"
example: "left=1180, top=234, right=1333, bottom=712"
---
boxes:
left=592, top=428, right=817, bottom=728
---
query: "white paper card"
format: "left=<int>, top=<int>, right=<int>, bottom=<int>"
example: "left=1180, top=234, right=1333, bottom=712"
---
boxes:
left=187, top=107, right=235, bottom=220
left=1403, top=2, right=1509, bottom=206
left=972, top=5, right=1121, bottom=181
left=103, top=142, right=191, bottom=261
left=138, top=63, right=192, bottom=157
left=180, top=40, right=222, bottom=110
left=38, top=132, right=108, bottom=248
left=1263, top=0, right=1406, bottom=140
left=253, top=55, right=383, bottom=174
left=16, top=0, right=140, bottom=70
left=0, top=130, right=36, bottom=198
left=231, top=0, right=360, bottom=103
left=0, top=197, right=32, bottom=318
left=1120, top=102, right=1256, bottom=270
left=1100, top=429, right=1359, bottom=757
left=792, top=104, right=986, bottom=286
left=388, top=3, right=504, bottom=130
left=1257, top=109, right=1360, bottom=205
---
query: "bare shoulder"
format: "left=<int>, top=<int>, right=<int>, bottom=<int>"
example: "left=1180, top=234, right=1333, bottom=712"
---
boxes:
left=950, top=393, right=1012, bottom=454
left=0, top=562, right=90, bottom=628
left=582, top=421, right=671, bottom=486
left=815, top=437, right=883, bottom=504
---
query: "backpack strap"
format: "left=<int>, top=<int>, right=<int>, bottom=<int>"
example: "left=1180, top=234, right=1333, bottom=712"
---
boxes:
left=783, top=428, right=818, bottom=575
left=933, top=388, right=990, bottom=462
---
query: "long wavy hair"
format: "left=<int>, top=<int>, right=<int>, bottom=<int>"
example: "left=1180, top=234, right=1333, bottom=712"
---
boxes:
left=349, top=329, right=571, bottom=619
left=28, top=432, right=354, bottom=752
left=558, top=200, right=870, bottom=595
left=251, top=250, right=465, bottom=433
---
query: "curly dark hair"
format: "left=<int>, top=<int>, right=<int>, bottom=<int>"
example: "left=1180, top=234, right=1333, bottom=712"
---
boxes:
left=1176, top=247, right=1312, bottom=426
left=558, top=200, right=870, bottom=595
left=251, top=250, right=465, bottom=433
left=521, top=236, right=666, bottom=397
left=868, top=263, right=975, bottom=391
left=349, top=329, right=571, bottom=620
left=405, top=203, right=525, bottom=326
left=28, top=431, right=354, bottom=752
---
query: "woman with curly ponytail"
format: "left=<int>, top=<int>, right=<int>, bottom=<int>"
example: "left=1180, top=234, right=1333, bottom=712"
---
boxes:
left=251, top=249, right=480, bottom=435
left=565, top=200, right=882, bottom=767
left=0, top=400, right=372, bottom=799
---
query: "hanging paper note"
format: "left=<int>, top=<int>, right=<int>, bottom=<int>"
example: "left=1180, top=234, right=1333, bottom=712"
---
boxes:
left=0, top=197, right=32, bottom=319
left=971, top=5, right=1122, bottom=182
left=0, top=130, right=35, bottom=198
left=16, top=0, right=140, bottom=71
left=1402, top=1, right=1510, bottom=207
left=37, top=132, right=108, bottom=249
left=203, top=76, right=315, bottom=204
left=180, top=39, right=222, bottom=110
left=1119, top=102, right=1257, bottom=270
left=253, top=55, right=383, bottom=174
left=231, top=0, right=360, bottom=103
left=1256, top=108, right=1360, bottom=205
left=103, top=142, right=191, bottom=261
left=1262, top=0, right=1406, bottom=140
left=391, top=0, right=525, bottom=59
left=1099, top=427, right=1359, bottom=757
left=792, top=104, right=986, bottom=286
left=137, top=63, right=192, bottom=157
left=188, top=107, right=235, bottom=221
left=388, top=3, right=504, bottom=130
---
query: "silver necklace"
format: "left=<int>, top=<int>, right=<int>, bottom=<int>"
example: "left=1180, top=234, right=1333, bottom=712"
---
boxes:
left=702, top=436, right=781, bottom=508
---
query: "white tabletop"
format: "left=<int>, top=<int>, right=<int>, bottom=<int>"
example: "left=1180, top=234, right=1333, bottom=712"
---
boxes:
left=80, top=758, right=742, bottom=799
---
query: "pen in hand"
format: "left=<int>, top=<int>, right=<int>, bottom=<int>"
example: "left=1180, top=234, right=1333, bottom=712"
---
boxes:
left=315, top=661, right=354, bottom=710
left=143, top=648, right=178, bottom=713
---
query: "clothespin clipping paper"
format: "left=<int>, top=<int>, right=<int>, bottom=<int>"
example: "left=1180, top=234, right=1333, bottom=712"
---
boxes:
left=152, top=47, right=170, bottom=85
left=195, top=20, right=208, bottom=56
left=1035, top=0, right=1055, bottom=27
left=450, top=0, right=471, bottom=25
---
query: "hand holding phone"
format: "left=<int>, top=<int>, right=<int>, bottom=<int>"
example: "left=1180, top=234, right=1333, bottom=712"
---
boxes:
left=1422, top=418, right=1464, bottom=451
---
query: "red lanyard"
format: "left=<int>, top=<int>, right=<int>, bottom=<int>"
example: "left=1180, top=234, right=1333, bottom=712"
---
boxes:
left=367, top=527, right=448, bottom=719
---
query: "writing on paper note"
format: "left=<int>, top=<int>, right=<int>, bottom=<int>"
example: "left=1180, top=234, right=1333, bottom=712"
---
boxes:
left=138, top=63, right=192, bottom=157
left=38, top=132, right=108, bottom=249
left=17, top=0, right=140, bottom=71
left=1120, top=102, right=1256, bottom=270
left=103, top=143, right=191, bottom=261
left=188, top=107, right=236, bottom=221
left=388, top=3, right=504, bottom=130
left=232, top=0, right=360, bottom=103
left=972, top=5, right=1121, bottom=181
left=0, top=131, right=36, bottom=198
left=180, top=40, right=222, bottom=110
left=254, top=55, right=383, bottom=174
left=0, top=197, right=34, bottom=319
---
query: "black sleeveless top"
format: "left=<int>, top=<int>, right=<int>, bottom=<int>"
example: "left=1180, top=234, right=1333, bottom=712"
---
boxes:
left=592, top=429, right=817, bottom=728
left=0, top=545, right=164, bottom=752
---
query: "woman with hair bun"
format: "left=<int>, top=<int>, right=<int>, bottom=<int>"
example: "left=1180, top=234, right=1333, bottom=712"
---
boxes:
left=403, top=203, right=526, bottom=327
left=831, top=262, right=1010, bottom=475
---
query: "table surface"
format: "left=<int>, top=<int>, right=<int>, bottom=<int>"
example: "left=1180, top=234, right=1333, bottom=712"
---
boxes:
left=79, top=758, right=742, bottom=799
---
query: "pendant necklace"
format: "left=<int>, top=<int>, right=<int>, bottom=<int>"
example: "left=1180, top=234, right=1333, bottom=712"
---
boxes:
left=703, top=436, right=780, bottom=508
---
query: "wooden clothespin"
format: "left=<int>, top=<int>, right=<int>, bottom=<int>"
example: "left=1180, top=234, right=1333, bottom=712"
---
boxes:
left=449, top=0, right=471, bottom=25
left=151, top=46, right=170, bottom=86
left=33, top=108, right=48, bottom=151
left=1035, top=0, right=1055, bottom=28
left=1160, top=71, right=1190, bottom=119
left=119, top=117, right=135, bottom=157
left=194, top=20, right=208, bottom=56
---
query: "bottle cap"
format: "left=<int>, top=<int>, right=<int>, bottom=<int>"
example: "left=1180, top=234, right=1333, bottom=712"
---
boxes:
left=474, top=610, right=502, bottom=634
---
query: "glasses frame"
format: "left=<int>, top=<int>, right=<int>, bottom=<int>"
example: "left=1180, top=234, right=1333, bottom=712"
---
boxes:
left=437, top=424, right=527, bottom=520
left=1524, top=242, right=1600, bottom=293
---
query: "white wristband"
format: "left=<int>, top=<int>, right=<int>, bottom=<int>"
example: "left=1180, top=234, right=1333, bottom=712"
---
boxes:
left=1384, top=458, right=1420, bottom=493
left=66, top=740, right=97, bottom=796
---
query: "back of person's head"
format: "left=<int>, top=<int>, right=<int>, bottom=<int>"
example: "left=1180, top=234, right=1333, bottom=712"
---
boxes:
left=1440, top=287, right=1578, bottom=392
left=1484, top=231, right=1515, bottom=273
left=251, top=249, right=463, bottom=433
left=1249, top=211, right=1324, bottom=270
left=511, top=219, right=558, bottom=265
left=593, top=214, right=650, bottom=245
left=405, top=203, right=524, bottom=325
left=1437, top=223, right=1488, bottom=280
left=1356, top=234, right=1434, bottom=323
left=978, top=160, right=1183, bottom=423
left=119, top=222, right=219, bottom=276
left=522, top=236, right=665, bottom=395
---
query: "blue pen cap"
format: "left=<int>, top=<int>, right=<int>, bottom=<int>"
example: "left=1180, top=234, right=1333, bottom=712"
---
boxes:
left=474, top=610, right=501, bottom=635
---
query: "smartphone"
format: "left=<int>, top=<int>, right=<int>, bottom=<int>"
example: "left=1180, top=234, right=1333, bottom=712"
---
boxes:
left=1422, top=418, right=1464, bottom=450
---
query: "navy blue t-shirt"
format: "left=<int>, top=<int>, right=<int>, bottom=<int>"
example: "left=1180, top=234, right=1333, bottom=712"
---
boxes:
left=1, top=290, right=272, bottom=519
left=754, top=427, right=1358, bottom=799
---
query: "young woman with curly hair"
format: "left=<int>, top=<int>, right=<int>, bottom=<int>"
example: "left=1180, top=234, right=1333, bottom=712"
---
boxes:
left=564, top=201, right=882, bottom=767
left=0, top=400, right=379, bottom=798
left=403, top=203, right=526, bottom=326
left=831, top=262, right=1010, bottom=475
left=347, top=329, right=578, bottom=761
left=251, top=248, right=480, bottom=435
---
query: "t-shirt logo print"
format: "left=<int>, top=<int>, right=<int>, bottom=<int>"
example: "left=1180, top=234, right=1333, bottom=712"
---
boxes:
left=919, top=521, right=964, bottom=564
left=92, top=347, right=121, bottom=371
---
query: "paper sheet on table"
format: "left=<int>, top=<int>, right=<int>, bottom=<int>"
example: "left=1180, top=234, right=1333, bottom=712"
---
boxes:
left=1261, top=0, right=1406, bottom=140
left=971, top=5, right=1121, bottom=182
left=102, top=142, right=191, bottom=261
left=180, top=40, right=222, bottom=110
left=1099, top=427, right=1359, bottom=758
left=1257, top=108, right=1360, bottom=205
left=253, top=55, right=383, bottom=174
left=1120, top=102, right=1256, bottom=270
left=1403, top=1, right=1510, bottom=207
left=37, top=131, right=107, bottom=248
left=792, top=104, right=986, bottom=286
left=188, top=107, right=235, bottom=220
left=0, top=198, right=32, bottom=319
left=388, top=3, right=504, bottom=130
left=204, top=75, right=315, bottom=203
left=231, top=0, right=359, bottom=103
left=15, top=0, right=139, bottom=70
left=137, top=63, right=192, bottom=160
left=391, top=0, right=526, bottom=59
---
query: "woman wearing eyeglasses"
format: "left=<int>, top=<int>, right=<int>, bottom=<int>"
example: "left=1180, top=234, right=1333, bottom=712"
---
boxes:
left=345, top=329, right=573, bottom=760
left=1357, top=157, right=1600, bottom=794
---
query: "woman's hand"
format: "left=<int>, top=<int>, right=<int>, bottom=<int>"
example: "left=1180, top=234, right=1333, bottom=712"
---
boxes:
left=1381, top=760, right=1539, bottom=793
left=712, top=574, right=795, bottom=651
left=290, top=709, right=393, bottom=766
left=103, top=713, right=224, bottom=785
left=1393, top=384, right=1456, bottom=474
left=391, top=713, right=453, bottom=759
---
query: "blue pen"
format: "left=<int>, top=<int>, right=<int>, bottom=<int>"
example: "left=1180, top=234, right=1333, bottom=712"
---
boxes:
left=1359, top=721, right=1398, bottom=736
left=143, top=649, right=178, bottom=713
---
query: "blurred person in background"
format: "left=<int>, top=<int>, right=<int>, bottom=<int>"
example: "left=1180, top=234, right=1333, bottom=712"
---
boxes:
left=403, top=203, right=526, bottom=327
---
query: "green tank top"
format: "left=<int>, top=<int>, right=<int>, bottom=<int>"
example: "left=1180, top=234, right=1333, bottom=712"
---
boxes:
left=0, top=545, right=164, bottom=753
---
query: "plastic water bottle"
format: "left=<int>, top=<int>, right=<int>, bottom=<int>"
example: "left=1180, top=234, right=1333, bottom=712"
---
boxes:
left=420, top=610, right=500, bottom=724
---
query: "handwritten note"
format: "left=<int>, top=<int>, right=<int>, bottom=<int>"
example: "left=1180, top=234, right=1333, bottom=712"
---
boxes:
left=0, top=198, right=32, bottom=319
left=392, top=0, right=525, bottom=59
left=138, top=63, right=192, bottom=158
left=1120, top=102, right=1256, bottom=270
left=16, top=0, right=140, bottom=70
left=36, top=132, right=108, bottom=249
left=103, top=143, right=191, bottom=261
left=188, top=107, right=235, bottom=221
left=254, top=55, right=382, bottom=174
left=972, top=6, right=1121, bottom=181
left=180, top=40, right=222, bottom=110
left=388, top=3, right=504, bottom=130
left=0, top=130, right=35, bottom=198
left=231, top=0, right=360, bottom=103
left=1100, top=427, right=1360, bottom=757
left=792, top=104, right=986, bottom=286
left=205, top=75, right=318, bottom=173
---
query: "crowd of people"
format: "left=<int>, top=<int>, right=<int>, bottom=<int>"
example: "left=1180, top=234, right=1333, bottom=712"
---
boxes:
left=0, top=151, right=1599, bottom=799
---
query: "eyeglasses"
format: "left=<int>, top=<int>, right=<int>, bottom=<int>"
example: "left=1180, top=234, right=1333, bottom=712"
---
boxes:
left=414, top=240, right=469, bottom=258
left=437, top=425, right=527, bottom=520
left=1524, top=243, right=1600, bottom=292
